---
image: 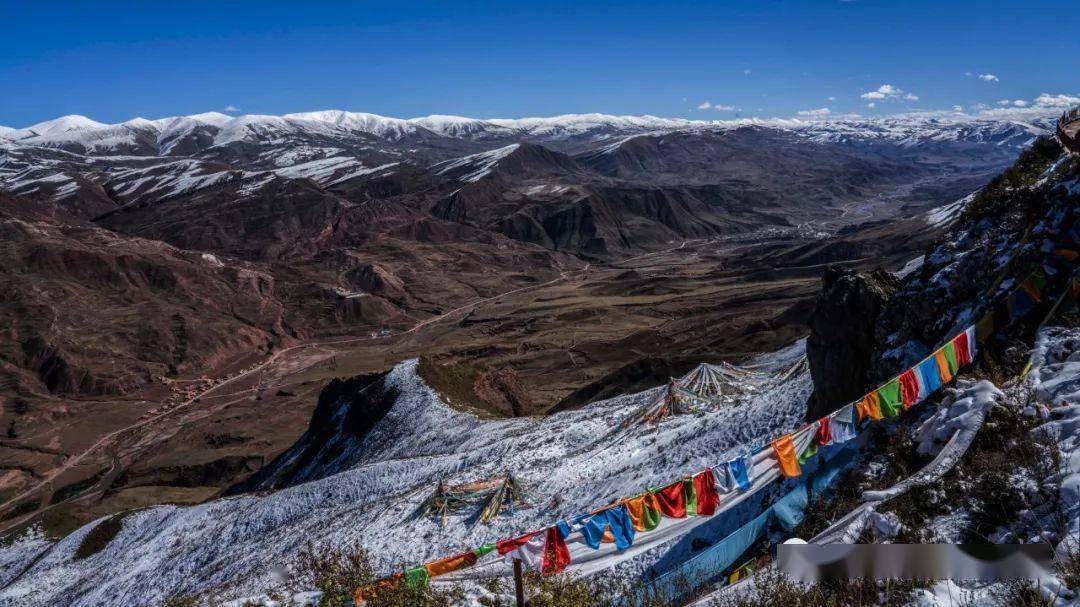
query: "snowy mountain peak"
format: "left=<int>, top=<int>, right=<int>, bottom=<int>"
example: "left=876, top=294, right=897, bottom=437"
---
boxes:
left=407, top=115, right=511, bottom=138
left=8, top=115, right=106, bottom=140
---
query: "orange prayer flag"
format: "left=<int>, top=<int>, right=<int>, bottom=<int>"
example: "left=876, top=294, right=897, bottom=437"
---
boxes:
left=856, top=391, right=883, bottom=422
left=772, top=434, right=801, bottom=477
left=934, top=349, right=953, bottom=383
left=425, top=551, right=478, bottom=578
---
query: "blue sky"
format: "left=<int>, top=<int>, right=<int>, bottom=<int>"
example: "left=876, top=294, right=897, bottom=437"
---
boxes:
left=1, top=0, right=1075, bottom=126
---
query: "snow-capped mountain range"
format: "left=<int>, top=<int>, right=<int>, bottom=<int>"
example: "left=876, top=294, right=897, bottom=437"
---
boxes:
left=0, top=108, right=1056, bottom=220
left=0, top=109, right=1056, bottom=156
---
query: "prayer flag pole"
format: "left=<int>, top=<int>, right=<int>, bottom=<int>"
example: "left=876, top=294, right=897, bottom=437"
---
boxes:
left=513, top=558, right=526, bottom=607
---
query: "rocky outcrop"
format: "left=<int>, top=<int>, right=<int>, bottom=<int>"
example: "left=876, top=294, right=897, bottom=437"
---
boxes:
left=804, top=137, right=1077, bottom=421
left=346, top=262, right=406, bottom=303
left=472, top=368, right=535, bottom=417
left=805, top=267, right=899, bottom=419
left=226, top=372, right=394, bottom=493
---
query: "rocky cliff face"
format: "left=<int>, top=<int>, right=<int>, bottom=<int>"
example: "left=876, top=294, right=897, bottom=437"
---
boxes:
left=805, top=268, right=899, bottom=418
left=804, top=136, right=1078, bottom=421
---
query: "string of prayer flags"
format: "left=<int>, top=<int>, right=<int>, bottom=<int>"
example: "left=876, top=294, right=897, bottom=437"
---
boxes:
left=654, top=481, right=688, bottom=518
left=580, top=506, right=635, bottom=550
left=542, top=525, right=571, bottom=574
left=625, top=493, right=662, bottom=532
left=772, top=434, right=801, bottom=478
left=693, top=469, right=721, bottom=516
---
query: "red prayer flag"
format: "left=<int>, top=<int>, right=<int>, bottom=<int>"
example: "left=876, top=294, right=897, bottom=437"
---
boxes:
left=954, top=331, right=972, bottom=366
left=899, top=369, right=920, bottom=409
left=816, top=416, right=832, bottom=445
left=693, top=469, right=721, bottom=516
left=497, top=531, right=539, bottom=555
left=541, top=526, right=571, bottom=575
left=654, top=481, right=687, bottom=518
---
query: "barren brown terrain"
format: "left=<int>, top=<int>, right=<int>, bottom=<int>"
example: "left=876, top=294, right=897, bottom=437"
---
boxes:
left=0, top=114, right=1030, bottom=538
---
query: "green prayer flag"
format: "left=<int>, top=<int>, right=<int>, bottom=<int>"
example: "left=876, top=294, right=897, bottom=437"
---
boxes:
left=404, top=566, right=430, bottom=589
left=879, top=379, right=903, bottom=417
left=473, top=543, right=495, bottom=558
left=684, top=478, right=698, bottom=517
left=943, top=342, right=959, bottom=375
left=642, top=502, right=662, bottom=530
left=797, top=439, right=818, bottom=465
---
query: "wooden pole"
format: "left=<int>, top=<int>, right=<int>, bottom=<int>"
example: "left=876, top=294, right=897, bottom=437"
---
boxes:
left=513, top=558, right=525, bottom=607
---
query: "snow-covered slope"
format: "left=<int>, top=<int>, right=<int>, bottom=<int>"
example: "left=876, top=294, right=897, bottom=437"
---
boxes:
left=0, top=344, right=811, bottom=606
left=432, top=143, right=520, bottom=182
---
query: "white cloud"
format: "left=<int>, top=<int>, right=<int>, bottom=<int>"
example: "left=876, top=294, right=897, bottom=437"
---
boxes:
left=952, top=105, right=964, bottom=112
left=964, top=71, right=973, bottom=77
left=697, top=101, right=712, bottom=110
left=827, top=96, right=836, bottom=101
left=713, top=104, right=736, bottom=111
left=978, top=73, right=999, bottom=82
left=1013, top=100, right=1028, bottom=107
left=223, top=105, right=241, bottom=113
left=1033, top=93, right=1080, bottom=108
left=798, top=107, right=831, bottom=117
left=860, top=84, right=917, bottom=103
left=866, top=102, right=877, bottom=108
left=996, top=99, right=1026, bottom=107
left=743, top=69, right=752, bottom=76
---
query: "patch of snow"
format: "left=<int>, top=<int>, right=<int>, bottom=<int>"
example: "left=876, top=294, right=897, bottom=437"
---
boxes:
left=896, top=255, right=926, bottom=279
left=432, top=144, right=520, bottom=182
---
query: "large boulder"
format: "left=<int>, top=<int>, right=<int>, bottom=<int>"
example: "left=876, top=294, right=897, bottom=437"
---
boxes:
left=805, top=267, right=899, bottom=419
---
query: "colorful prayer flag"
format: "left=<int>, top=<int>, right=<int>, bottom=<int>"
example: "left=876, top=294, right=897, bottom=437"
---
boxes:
left=684, top=478, right=699, bottom=517
left=625, top=493, right=662, bottom=532
left=404, top=565, right=430, bottom=589
left=729, top=456, right=752, bottom=492
left=899, top=369, right=921, bottom=409
left=856, top=391, right=883, bottom=422
left=954, top=330, right=972, bottom=367
left=426, top=551, right=478, bottom=578
left=830, top=404, right=858, bottom=443
left=878, top=379, right=903, bottom=417
left=542, top=525, right=571, bottom=575
left=918, top=356, right=943, bottom=395
left=772, top=434, right=801, bottom=477
left=498, top=531, right=546, bottom=570
left=693, top=469, right=721, bottom=516
left=654, top=481, right=688, bottom=518
left=816, top=416, right=833, bottom=445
